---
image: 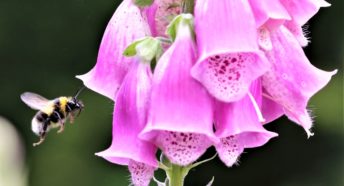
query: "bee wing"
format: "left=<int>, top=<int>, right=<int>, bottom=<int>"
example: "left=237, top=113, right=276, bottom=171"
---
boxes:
left=20, top=92, right=50, bottom=110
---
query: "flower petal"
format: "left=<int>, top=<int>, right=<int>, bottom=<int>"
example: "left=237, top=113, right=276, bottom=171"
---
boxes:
left=76, top=0, right=151, bottom=100
left=214, top=80, right=278, bottom=167
left=249, top=0, right=291, bottom=29
left=142, top=3, right=158, bottom=37
left=280, top=0, right=330, bottom=26
left=128, top=160, right=155, bottom=186
left=140, top=22, right=216, bottom=166
left=262, top=26, right=337, bottom=137
left=280, top=0, right=330, bottom=46
left=261, top=95, right=284, bottom=124
left=96, top=62, right=158, bottom=168
left=192, top=0, right=270, bottom=102
left=284, top=20, right=309, bottom=47
left=215, top=135, right=244, bottom=167
left=258, top=27, right=273, bottom=51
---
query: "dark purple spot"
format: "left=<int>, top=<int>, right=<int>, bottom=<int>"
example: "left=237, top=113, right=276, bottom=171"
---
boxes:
left=235, top=72, right=241, bottom=80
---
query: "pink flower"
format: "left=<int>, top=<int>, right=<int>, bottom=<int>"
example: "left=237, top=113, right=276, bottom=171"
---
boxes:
left=191, top=0, right=271, bottom=102
left=280, top=0, right=331, bottom=46
left=214, top=80, right=278, bottom=166
left=77, top=0, right=336, bottom=184
left=261, top=26, right=337, bottom=137
left=190, top=0, right=335, bottom=137
left=96, top=61, right=157, bottom=186
left=140, top=18, right=217, bottom=166
left=76, top=0, right=151, bottom=100
left=249, top=0, right=291, bottom=30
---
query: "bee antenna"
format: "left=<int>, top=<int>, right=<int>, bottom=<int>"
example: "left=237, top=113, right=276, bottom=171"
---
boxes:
left=74, top=86, right=85, bottom=99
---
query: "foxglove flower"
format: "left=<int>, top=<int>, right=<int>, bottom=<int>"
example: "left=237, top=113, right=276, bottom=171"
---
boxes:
left=96, top=61, right=157, bottom=186
left=261, top=26, right=337, bottom=137
left=214, top=80, right=278, bottom=167
left=76, top=0, right=151, bottom=100
left=191, top=0, right=270, bottom=102
left=140, top=18, right=217, bottom=166
left=280, top=0, right=331, bottom=46
left=248, top=0, right=290, bottom=30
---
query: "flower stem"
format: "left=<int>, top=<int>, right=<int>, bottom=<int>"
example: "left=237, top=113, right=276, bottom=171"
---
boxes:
left=166, top=164, right=188, bottom=186
left=182, top=0, right=194, bottom=14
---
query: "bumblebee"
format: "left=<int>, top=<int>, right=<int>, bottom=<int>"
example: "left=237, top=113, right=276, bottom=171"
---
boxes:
left=20, top=88, right=84, bottom=146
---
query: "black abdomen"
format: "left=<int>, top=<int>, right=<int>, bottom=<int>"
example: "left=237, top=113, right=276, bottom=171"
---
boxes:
left=35, top=99, right=66, bottom=124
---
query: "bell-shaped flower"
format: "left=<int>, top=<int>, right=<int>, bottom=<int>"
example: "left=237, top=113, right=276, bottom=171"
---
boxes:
left=214, top=80, right=278, bottom=167
left=140, top=18, right=217, bottom=166
left=280, top=0, right=330, bottom=26
left=76, top=0, right=151, bottom=100
left=96, top=61, right=157, bottom=186
left=191, top=0, right=270, bottom=103
left=248, top=0, right=291, bottom=51
left=280, top=0, right=330, bottom=46
left=248, top=0, right=291, bottom=30
left=261, top=95, right=285, bottom=124
left=261, top=26, right=337, bottom=137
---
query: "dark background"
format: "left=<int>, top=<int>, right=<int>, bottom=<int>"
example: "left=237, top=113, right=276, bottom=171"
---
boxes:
left=0, top=0, right=343, bottom=185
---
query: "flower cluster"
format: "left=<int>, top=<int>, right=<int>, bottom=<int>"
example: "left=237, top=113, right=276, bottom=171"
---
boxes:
left=77, top=0, right=336, bottom=185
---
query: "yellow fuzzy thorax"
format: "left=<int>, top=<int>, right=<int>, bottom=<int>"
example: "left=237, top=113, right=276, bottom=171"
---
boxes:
left=59, top=96, right=69, bottom=114
left=41, top=96, right=70, bottom=115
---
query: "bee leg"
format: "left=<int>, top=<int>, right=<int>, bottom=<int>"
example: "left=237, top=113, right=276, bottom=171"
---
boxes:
left=57, top=121, right=65, bottom=134
left=33, top=122, right=48, bottom=147
left=69, top=113, right=75, bottom=124
left=33, top=137, right=45, bottom=147
left=77, top=108, right=82, bottom=117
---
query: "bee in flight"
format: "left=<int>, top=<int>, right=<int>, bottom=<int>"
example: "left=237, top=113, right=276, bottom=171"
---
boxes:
left=20, top=88, right=84, bottom=147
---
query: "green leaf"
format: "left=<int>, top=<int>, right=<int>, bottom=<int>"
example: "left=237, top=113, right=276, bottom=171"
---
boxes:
left=134, top=0, right=154, bottom=7
left=123, top=36, right=163, bottom=63
left=123, top=38, right=145, bottom=57
left=166, top=14, right=194, bottom=41
left=135, top=37, right=161, bottom=62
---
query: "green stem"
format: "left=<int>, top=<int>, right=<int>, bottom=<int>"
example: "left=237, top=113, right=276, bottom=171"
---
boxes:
left=167, top=164, right=187, bottom=186
left=182, top=0, right=194, bottom=14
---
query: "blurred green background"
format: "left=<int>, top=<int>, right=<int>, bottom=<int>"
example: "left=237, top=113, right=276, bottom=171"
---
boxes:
left=0, top=0, right=343, bottom=185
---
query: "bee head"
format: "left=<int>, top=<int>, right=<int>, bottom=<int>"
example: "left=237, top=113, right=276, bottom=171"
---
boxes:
left=67, top=98, right=84, bottom=110
left=73, top=98, right=84, bottom=109
left=66, top=87, right=85, bottom=115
